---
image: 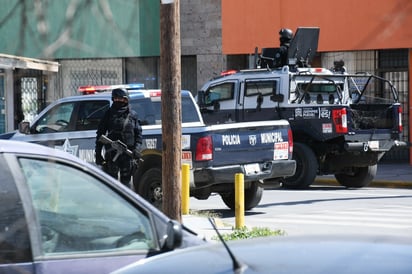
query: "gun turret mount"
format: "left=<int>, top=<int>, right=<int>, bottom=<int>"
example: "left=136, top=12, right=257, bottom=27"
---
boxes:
left=258, top=27, right=320, bottom=69
left=287, top=27, right=319, bottom=68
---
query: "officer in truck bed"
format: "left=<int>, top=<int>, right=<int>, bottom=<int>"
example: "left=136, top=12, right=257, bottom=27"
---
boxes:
left=95, top=88, right=142, bottom=187
left=277, top=28, right=293, bottom=67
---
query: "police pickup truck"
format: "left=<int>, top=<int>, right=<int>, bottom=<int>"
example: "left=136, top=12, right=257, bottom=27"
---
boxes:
left=0, top=85, right=295, bottom=210
left=197, top=27, right=405, bottom=189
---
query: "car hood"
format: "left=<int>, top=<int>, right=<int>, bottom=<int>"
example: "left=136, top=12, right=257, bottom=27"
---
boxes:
left=112, top=235, right=412, bottom=274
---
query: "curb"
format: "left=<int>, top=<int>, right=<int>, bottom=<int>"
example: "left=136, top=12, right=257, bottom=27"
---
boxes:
left=314, top=178, right=412, bottom=189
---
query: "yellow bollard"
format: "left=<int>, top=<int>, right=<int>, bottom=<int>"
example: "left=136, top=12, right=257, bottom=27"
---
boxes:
left=181, top=163, right=190, bottom=215
left=235, top=173, right=245, bottom=228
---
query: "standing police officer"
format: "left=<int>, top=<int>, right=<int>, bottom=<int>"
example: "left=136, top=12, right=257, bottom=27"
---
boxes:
left=95, top=88, right=142, bottom=187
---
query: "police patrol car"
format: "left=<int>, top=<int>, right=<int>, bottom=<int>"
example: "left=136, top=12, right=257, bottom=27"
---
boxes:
left=0, top=84, right=295, bottom=210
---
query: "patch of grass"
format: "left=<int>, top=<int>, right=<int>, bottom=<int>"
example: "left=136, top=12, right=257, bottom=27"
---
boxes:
left=187, top=210, right=286, bottom=241
left=214, top=226, right=286, bottom=241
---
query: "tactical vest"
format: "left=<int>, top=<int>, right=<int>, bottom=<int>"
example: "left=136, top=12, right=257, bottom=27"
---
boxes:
left=107, top=111, right=135, bottom=147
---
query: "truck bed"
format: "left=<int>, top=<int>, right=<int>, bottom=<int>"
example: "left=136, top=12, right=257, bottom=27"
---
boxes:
left=350, top=104, right=396, bottom=130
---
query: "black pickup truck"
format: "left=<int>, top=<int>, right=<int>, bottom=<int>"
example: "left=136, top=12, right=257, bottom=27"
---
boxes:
left=0, top=85, right=295, bottom=210
left=197, top=27, right=405, bottom=189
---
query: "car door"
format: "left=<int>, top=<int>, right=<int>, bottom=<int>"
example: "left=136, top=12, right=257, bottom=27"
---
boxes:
left=16, top=99, right=109, bottom=163
left=200, top=81, right=239, bottom=124
left=241, top=78, right=280, bottom=122
left=10, top=154, right=160, bottom=274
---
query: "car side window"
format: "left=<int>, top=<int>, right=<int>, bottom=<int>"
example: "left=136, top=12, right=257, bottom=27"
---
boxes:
left=245, top=80, right=277, bottom=96
left=76, top=101, right=109, bottom=130
left=244, top=80, right=277, bottom=107
left=205, top=82, right=234, bottom=104
left=19, top=157, right=156, bottom=257
left=32, top=102, right=75, bottom=133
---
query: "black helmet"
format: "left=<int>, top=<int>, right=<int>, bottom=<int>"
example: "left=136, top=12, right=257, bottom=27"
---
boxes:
left=112, top=88, right=129, bottom=101
left=279, top=28, right=293, bottom=43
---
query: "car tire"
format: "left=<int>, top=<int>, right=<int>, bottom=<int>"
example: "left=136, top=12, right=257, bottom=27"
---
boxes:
left=220, top=181, right=263, bottom=211
left=335, top=164, right=377, bottom=188
left=283, top=142, right=317, bottom=189
left=138, top=168, right=163, bottom=209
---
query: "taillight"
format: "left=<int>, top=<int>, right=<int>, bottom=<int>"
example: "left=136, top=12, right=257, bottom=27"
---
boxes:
left=332, top=108, right=348, bottom=134
left=149, top=90, right=162, bottom=97
left=398, top=106, right=403, bottom=132
left=288, top=128, right=293, bottom=156
left=195, top=136, right=213, bottom=161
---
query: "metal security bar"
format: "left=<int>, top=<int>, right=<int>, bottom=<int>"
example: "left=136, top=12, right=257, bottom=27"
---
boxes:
left=21, top=77, right=39, bottom=123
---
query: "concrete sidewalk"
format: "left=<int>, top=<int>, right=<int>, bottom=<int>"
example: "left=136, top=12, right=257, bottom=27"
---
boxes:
left=315, top=162, right=412, bottom=188
left=182, top=162, right=412, bottom=241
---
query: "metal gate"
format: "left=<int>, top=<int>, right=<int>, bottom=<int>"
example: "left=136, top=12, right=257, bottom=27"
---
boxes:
left=379, top=49, right=409, bottom=162
left=20, top=77, right=41, bottom=124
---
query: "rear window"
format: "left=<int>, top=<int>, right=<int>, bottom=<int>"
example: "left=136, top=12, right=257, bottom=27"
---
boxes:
left=298, top=83, right=342, bottom=93
left=130, top=96, right=200, bottom=125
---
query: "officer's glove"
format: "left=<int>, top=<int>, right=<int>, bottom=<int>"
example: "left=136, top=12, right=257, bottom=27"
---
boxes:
left=95, top=151, right=105, bottom=166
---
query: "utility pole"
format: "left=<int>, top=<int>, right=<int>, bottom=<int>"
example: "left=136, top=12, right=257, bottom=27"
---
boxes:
left=160, top=0, right=182, bottom=222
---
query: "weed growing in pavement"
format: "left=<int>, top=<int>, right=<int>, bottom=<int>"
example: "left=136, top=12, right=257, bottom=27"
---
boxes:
left=187, top=209, right=286, bottom=241
left=213, top=226, right=286, bottom=241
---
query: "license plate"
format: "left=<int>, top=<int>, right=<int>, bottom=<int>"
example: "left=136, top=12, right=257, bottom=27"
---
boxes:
left=244, top=163, right=261, bottom=175
left=274, top=142, right=289, bottom=160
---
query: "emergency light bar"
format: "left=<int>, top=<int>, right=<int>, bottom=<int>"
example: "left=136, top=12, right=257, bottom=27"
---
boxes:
left=220, top=69, right=238, bottom=76
left=78, top=83, right=145, bottom=94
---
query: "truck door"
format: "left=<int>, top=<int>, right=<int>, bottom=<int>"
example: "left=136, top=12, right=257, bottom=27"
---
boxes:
left=199, top=80, right=239, bottom=124
left=241, top=79, right=280, bottom=122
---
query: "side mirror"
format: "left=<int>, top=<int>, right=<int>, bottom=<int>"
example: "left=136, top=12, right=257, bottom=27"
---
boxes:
left=18, top=121, right=30, bottom=134
left=197, top=90, right=206, bottom=107
left=270, top=94, right=284, bottom=102
left=162, top=220, right=183, bottom=251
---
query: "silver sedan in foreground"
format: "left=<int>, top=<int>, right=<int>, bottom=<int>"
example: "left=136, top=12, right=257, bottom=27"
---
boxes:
left=113, top=230, right=412, bottom=274
left=0, top=140, right=204, bottom=274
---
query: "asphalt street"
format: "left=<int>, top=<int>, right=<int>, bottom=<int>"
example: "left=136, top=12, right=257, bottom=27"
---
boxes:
left=183, top=162, right=412, bottom=241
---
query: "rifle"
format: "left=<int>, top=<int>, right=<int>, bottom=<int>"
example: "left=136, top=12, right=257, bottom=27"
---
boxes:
left=99, top=135, right=133, bottom=161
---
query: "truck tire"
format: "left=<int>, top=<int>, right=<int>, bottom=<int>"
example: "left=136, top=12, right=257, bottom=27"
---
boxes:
left=138, top=168, right=163, bottom=209
left=220, top=181, right=263, bottom=211
left=283, top=142, right=317, bottom=189
left=335, top=164, right=377, bottom=188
